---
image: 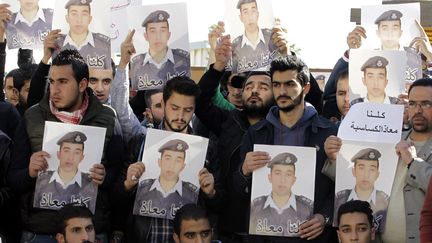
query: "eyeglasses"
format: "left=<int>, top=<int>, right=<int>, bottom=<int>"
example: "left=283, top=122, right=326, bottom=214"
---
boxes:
left=407, top=100, right=432, bottom=110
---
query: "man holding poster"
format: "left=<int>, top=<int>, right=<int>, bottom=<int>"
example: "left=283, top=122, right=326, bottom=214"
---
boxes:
left=250, top=152, right=313, bottom=236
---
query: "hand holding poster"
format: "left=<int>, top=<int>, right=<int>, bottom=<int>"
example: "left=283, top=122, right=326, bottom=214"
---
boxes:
left=133, top=129, right=208, bottom=220
left=33, top=121, right=106, bottom=213
left=250, top=145, right=316, bottom=237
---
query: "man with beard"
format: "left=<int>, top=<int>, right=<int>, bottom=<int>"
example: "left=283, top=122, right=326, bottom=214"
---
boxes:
left=194, top=35, right=274, bottom=242
left=237, top=55, right=338, bottom=242
left=324, top=78, right=432, bottom=242
left=56, top=203, right=96, bottom=243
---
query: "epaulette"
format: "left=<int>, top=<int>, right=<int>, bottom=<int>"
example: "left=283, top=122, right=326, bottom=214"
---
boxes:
left=43, top=8, right=54, bottom=14
left=337, top=190, right=349, bottom=197
left=132, top=53, right=144, bottom=63
left=94, top=33, right=110, bottom=42
left=377, top=190, right=389, bottom=199
left=140, top=178, right=154, bottom=186
left=299, top=195, right=313, bottom=206
left=173, top=49, right=190, bottom=58
left=186, top=182, right=198, bottom=192
left=252, top=195, right=266, bottom=204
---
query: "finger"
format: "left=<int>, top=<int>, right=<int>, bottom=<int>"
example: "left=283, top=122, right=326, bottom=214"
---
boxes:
left=126, top=29, right=135, bottom=42
left=415, top=19, right=427, bottom=38
left=199, top=168, right=209, bottom=176
left=304, top=227, right=323, bottom=240
left=91, top=172, right=104, bottom=181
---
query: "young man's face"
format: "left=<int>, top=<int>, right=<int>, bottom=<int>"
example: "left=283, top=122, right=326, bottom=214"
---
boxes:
left=239, top=2, right=259, bottom=32
left=66, top=5, right=92, bottom=36
left=4, top=77, right=19, bottom=106
left=362, top=68, right=388, bottom=100
left=49, top=64, right=87, bottom=112
left=352, top=159, right=379, bottom=192
left=57, top=142, right=85, bottom=174
left=19, top=79, right=31, bottom=106
left=336, top=77, right=350, bottom=116
left=149, top=92, right=164, bottom=124
left=376, top=20, right=402, bottom=49
left=158, top=150, right=185, bottom=182
left=408, top=86, right=432, bottom=133
left=144, top=22, right=171, bottom=55
left=163, top=92, right=195, bottom=133
left=174, top=218, right=212, bottom=243
left=272, top=70, right=309, bottom=112
left=57, top=217, right=95, bottom=243
left=19, top=0, right=39, bottom=12
left=241, top=74, right=272, bottom=112
left=338, top=212, right=375, bottom=243
left=268, top=164, right=296, bottom=197
left=88, top=68, right=113, bottom=104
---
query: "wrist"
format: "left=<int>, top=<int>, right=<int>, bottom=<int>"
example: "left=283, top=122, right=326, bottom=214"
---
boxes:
left=42, top=56, right=50, bottom=65
left=119, top=59, right=129, bottom=69
left=213, top=61, right=225, bottom=72
left=124, top=180, right=134, bottom=191
left=407, top=158, right=415, bottom=168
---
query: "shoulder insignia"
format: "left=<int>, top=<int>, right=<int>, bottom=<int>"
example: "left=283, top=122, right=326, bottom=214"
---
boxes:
left=337, top=189, right=349, bottom=197
left=298, top=195, right=313, bottom=206
left=140, top=178, right=154, bottom=186
left=252, top=195, right=266, bottom=204
left=232, top=35, right=242, bottom=44
left=44, top=8, right=54, bottom=14
left=94, top=33, right=110, bottom=42
left=185, top=182, right=198, bottom=192
left=132, top=54, right=145, bottom=63
left=173, top=49, right=190, bottom=58
left=262, top=28, right=272, bottom=34
left=377, top=190, right=389, bottom=199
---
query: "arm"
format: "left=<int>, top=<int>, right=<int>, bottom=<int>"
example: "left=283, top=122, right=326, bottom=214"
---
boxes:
left=0, top=4, right=10, bottom=101
left=211, top=84, right=235, bottom=111
left=406, top=158, right=432, bottom=191
left=420, top=178, right=432, bottom=242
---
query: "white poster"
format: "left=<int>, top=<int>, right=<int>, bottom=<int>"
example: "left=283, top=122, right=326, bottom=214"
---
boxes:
left=110, top=0, right=141, bottom=53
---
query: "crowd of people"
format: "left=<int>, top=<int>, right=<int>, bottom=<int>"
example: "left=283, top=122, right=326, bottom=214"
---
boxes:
left=1, top=1, right=432, bottom=243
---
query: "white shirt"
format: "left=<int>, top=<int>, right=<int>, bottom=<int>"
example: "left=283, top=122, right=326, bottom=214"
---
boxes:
left=14, top=8, right=46, bottom=26
left=49, top=169, right=82, bottom=190
left=364, top=94, right=392, bottom=104
left=143, top=48, right=174, bottom=69
left=64, top=32, right=95, bottom=50
left=347, top=187, right=377, bottom=205
left=264, top=193, right=297, bottom=214
left=241, top=30, right=265, bottom=50
left=150, top=178, right=182, bottom=198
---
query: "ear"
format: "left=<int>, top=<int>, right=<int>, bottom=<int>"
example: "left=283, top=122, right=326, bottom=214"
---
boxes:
left=65, top=14, right=69, bottom=25
left=267, top=172, right=271, bottom=183
left=158, top=158, right=162, bottom=168
left=56, top=233, right=66, bottom=243
left=293, top=175, right=297, bottom=184
left=352, top=167, right=356, bottom=177
left=78, top=78, right=88, bottom=93
left=168, top=31, right=171, bottom=40
left=144, top=32, right=149, bottom=42
left=89, top=15, right=93, bottom=23
left=336, top=230, right=341, bottom=243
left=362, top=76, right=366, bottom=86
left=303, top=82, right=310, bottom=95
left=57, top=150, right=61, bottom=160
left=371, top=227, right=376, bottom=240
left=173, top=233, right=180, bottom=243
left=80, top=154, right=85, bottom=163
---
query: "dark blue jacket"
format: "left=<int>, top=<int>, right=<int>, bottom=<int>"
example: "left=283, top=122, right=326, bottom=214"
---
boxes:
left=234, top=111, right=338, bottom=242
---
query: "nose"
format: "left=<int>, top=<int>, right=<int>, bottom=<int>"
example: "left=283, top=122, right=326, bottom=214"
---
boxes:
left=95, top=81, right=103, bottom=92
left=350, top=230, right=359, bottom=241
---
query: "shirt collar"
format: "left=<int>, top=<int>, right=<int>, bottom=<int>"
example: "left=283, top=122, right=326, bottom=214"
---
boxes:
left=241, top=30, right=265, bottom=50
left=364, top=94, right=391, bottom=104
left=150, top=178, right=183, bottom=197
left=263, top=193, right=297, bottom=214
left=64, top=32, right=95, bottom=50
left=49, top=170, right=82, bottom=189
left=14, top=8, right=45, bottom=26
left=348, top=187, right=377, bottom=205
left=142, top=48, right=175, bottom=69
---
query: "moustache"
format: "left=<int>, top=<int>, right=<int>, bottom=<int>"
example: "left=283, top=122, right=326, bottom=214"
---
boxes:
left=276, top=95, right=293, bottom=101
left=247, top=94, right=262, bottom=102
left=172, top=119, right=187, bottom=124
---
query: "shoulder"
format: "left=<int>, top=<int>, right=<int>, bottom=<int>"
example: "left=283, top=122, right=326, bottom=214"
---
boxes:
left=376, top=190, right=389, bottom=200
left=350, top=97, right=364, bottom=106
left=389, top=96, right=399, bottom=104
left=172, top=49, right=190, bottom=59
left=92, top=33, right=110, bottom=43
left=232, top=35, right=242, bottom=46
left=11, top=12, right=17, bottom=21
left=336, top=189, right=351, bottom=199
left=261, top=28, right=272, bottom=37
left=38, top=170, right=54, bottom=182
left=139, top=178, right=154, bottom=187
left=131, top=53, right=145, bottom=64
left=43, top=8, right=54, bottom=16
left=251, top=195, right=267, bottom=208
left=81, top=171, right=92, bottom=183
left=183, top=181, right=198, bottom=193
left=296, top=195, right=313, bottom=207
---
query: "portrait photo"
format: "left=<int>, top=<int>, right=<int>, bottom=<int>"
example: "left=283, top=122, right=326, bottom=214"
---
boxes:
left=133, top=129, right=208, bottom=220
left=4, top=0, right=54, bottom=49
left=361, top=3, right=420, bottom=50
left=51, top=0, right=111, bottom=69
left=334, top=140, right=398, bottom=232
left=224, top=0, right=277, bottom=73
left=249, top=145, right=316, bottom=237
left=349, top=49, right=405, bottom=106
left=33, top=121, right=107, bottom=213
left=127, top=2, right=191, bottom=91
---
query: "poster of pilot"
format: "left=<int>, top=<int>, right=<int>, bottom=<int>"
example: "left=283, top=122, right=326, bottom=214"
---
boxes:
left=4, top=0, right=54, bottom=49
left=33, top=121, right=107, bottom=213
left=224, top=0, right=278, bottom=73
left=127, top=2, right=191, bottom=91
left=349, top=49, right=406, bottom=106
left=334, top=140, right=398, bottom=232
left=249, top=145, right=316, bottom=237
left=133, top=129, right=209, bottom=220
left=51, top=0, right=111, bottom=69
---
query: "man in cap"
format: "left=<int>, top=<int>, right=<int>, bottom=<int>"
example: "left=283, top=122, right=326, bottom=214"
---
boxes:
left=231, top=0, right=281, bottom=73
left=351, top=56, right=399, bottom=105
left=5, top=0, right=53, bottom=49
left=130, top=9, right=190, bottom=90
left=334, top=148, right=389, bottom=231
left=250, top=152, right=313, bottom=237
left=133, top=139, right=199, bottom=219
left=55, top=0, right=111, bottom=69
left=375, top=10, right=403, bottom=51
left=33, top=131, right=97, bottom=212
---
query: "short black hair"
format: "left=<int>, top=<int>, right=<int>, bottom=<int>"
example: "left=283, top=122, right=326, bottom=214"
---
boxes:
left=111, top=59, right=116, bottom=78
left=173, top=204, right=210, bottom=236
left=52, top=49, right=89, bottom=84
left=335, top=69, right=349, bottom=88
left=5, top=68, right=26, bottom=91
left=408, top=78, right=432, bottom=95
left=145, top=89, right=163, bottom=107
left=337, top=200, right=373, bottom=226
left=163, top=76, right=201, bottom=103
left=270, top=56, right=310, bottom=87
left=57, top=203, right=93, bottom=235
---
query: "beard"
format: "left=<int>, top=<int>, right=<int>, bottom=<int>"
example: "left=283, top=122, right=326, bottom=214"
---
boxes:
left=243, top=92, right=273, bottom=118
left=164, top=111, right=189, bottom=133
left=411, top=114, right=431, bottom=133
left=277, top=90, right=303, bottom=112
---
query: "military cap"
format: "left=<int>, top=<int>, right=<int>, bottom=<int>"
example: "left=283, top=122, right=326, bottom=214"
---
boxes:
left=237, top=0, right=257, bottom=9
left=267, top=152, right=297, bottom=168
left=142, top=10, right=170, bottom=28
left=315, top=75, right=326, bottom=80
left=374, top=10, right=403, bottom=25
left=65, top=0, right=92, bottom=9
left=57, top=131, right=87, bottom=145
left=351, top=148, right=381, bottom=162
left=360, top=56, right=389, bottom=72
left=158, top=139, right=189, bottom=153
